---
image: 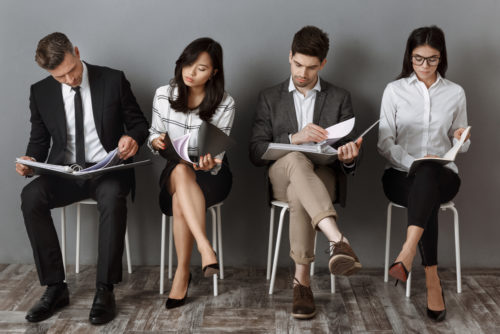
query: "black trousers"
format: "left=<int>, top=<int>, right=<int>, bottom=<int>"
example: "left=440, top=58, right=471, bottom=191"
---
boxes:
left=20, top=170, right=132, bottom=286
left=382, top=162, right=460, bottom=266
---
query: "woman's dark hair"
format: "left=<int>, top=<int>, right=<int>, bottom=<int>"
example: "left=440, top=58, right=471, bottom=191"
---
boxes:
left=169, top=37, right=225, bottom=121
left=398, top=25, right=448, bottom=79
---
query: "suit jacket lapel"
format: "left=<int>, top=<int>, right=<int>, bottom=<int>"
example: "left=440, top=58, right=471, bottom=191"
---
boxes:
left=86, top=63, right=104, bottom=139
left=47, top=77, right=68, bottom=145
left=281, top=82, right=298, bottom=133
left=313, top=79, right=327, bottom=125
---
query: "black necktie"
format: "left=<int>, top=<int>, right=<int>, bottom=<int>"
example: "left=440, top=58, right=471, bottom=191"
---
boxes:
left=73, top=86, right=85, bottom=167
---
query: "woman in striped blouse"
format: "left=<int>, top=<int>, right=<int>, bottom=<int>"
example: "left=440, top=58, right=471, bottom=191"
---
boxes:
left=148, top=38, right=235, bottom=309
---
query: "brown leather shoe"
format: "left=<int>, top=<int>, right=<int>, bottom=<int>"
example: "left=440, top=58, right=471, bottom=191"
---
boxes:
left=328, top=237, right=362, bottom=276
left=292, top=279, right=316, bottom=319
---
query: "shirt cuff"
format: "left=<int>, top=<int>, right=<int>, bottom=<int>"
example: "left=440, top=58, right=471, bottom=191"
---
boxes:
left=288, top=134, right=293, bottom=144
left=343, top=161, right=356, bottom=169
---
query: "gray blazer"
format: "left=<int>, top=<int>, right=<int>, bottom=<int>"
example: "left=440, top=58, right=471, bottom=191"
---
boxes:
left=249, top=78, right=357, bottom=207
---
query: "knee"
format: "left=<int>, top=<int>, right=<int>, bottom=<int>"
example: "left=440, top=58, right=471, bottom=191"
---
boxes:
left=21, top=182, right=45, bottom=213
left=414, top=162, right=440, bottom=180
left=281, top=152, right=313, bottom=170
left=171, top=163, right=194, bottom=183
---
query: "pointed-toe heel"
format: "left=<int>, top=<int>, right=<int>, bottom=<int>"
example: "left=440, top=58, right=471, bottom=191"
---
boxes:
left=388, top=261, right=410, bottom=284
left=166, top=273, right=192, bottom=310
left=427, top=280, right=446, bottom=322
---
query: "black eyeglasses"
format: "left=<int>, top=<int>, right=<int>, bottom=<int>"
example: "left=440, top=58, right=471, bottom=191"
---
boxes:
left=412, top=55, right=440, bottom=66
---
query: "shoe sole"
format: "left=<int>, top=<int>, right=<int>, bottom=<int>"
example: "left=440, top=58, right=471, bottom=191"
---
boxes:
left=388, top=264, right=409, bottom=282
left=89, top=313, right=115, bottom=325
left=25, top=296, right=69, bottom=323
left=329, top=255, right=362, bottom=276
left=292, top=310, right=317, bottom=319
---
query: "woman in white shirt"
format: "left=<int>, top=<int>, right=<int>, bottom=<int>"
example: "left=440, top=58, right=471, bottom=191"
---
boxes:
left=378, top=26, right=470, bottom=322
left=148, top=38, right=235, bottom=309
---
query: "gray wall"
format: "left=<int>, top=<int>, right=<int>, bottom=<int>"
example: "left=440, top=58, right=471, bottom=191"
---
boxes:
left=1, top=0, right=499, bottom=269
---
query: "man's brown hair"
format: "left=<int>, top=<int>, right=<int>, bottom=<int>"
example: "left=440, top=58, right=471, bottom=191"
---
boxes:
left=35, top=32, right=74, bottom=70
left=291, top=26, right=330, bottom=62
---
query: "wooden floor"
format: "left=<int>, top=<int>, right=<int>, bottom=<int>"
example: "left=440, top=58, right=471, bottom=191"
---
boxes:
left=0, top=264, right=499, bottom=333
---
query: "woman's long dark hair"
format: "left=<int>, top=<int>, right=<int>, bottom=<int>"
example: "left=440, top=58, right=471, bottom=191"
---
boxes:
left=169, top=37, right=225, bottom=122
left=397, top=26, right=448, bottom=79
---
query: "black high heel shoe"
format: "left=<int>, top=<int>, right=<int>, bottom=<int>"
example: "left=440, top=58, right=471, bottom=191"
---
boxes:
left=165, top=273, right=192, bottom=309
left=388, top=262, right=410, bottom=286
left=202, top=251, right=219, bottom=277
left=427, top=279, right=446, bottom=322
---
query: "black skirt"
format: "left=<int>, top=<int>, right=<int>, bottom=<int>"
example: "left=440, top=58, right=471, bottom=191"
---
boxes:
left=158, top=157, right=232, bottom=216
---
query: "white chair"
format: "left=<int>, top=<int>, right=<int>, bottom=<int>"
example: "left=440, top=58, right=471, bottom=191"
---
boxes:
left=384, top=201, right=461, bottom=297
left=159, top=202, right=224, bottom=297
left=267, top=200, right=335, bottom=295
left=60, top=199, right=132, bottom=275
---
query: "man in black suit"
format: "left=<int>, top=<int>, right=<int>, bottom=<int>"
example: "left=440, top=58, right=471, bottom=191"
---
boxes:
left=15, top=32, right=149, bottom=325
left=249, top=26, right=363, bottom=319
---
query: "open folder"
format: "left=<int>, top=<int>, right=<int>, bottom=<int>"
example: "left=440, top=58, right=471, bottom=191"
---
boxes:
left=407, top=126, right=471, bottom=176
left=159, top=121, right=236, bottom=163
left=16, top=148, right=151, bottom=179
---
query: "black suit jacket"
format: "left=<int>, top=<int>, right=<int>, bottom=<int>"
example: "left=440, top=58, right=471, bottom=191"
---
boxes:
left=26, top=62, right=149, bottom=164
left=249, top=78, right=358, bottom=207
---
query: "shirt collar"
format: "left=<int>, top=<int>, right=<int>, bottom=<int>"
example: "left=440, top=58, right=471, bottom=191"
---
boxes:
left=407, top=71, right=443, bottom=86
left=288, top=76, right=322, bottom=94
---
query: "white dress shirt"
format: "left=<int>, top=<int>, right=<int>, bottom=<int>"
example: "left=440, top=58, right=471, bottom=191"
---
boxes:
left=289, top=75, right=321, bottom=133
left=148, top=84, right=236, bottom=175
left=61, top=62, right=107, bottom=164
left=378, top=72, right=470, bottom=174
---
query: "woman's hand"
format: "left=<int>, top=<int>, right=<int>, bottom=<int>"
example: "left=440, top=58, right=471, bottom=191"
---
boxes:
left=193, top=153, right=222, bottom=171
left=454, top=128, right=471, bottom=141
left=152, top=133, right=167, bottom=151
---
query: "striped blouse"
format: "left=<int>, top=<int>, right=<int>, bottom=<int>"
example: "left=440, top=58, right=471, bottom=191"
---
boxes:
left=148, top=84, right=236, bottom=174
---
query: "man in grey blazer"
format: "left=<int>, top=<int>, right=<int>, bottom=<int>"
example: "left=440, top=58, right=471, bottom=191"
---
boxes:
left=249, top=26, right=363, bottom=319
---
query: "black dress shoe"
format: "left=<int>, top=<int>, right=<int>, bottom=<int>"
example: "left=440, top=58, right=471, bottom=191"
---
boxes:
left=26, top=282, right=69, bottom=322
left=166, top=273, right=192, bottom=309
left=427, top=280, right=446, bottom=322
left=89, top=287, right=116, bottom=325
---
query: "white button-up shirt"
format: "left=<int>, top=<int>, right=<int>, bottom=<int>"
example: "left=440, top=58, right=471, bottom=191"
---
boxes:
left=378, top=72, right=470, bottom=174
left=289, top=76, right=321, bottom=131
left=61, top=62, right=107, bottom=164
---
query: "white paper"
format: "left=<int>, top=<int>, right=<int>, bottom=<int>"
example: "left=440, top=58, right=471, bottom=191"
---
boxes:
left=323, top=118, right=355, bottom=145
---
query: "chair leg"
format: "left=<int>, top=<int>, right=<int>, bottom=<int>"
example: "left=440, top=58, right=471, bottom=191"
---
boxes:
left=384, top=203, right=393, bottom=283
left=266, top=205, right=276, bottom=280
left=450, top=206, right=462, bottom=293
left=310, top=233, right=317, bottom=277
left=160, top=214, right=166, bottom=295
left=125, top=226, right=132, bottom=274
left=216, top=205, right=224, bottom=280
left=168, top=217, right=173, bottom=280
left=406, top=272, right=412, bottom=298
left=269, top=207, right=287, bottom=295
left=74, top=203, right=81, bottom=274
left=210, top=207, right=218, bottom=296
left=61, top=207, right=67, bottom=275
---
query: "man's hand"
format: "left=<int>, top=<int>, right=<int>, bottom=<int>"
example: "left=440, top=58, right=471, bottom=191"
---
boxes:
left=454, top=128, right=471, bottom=141
left=152, top=133, right=167, bottom=151
left=337, top=138, right=362, bottom=164
left=193, top=153, right=222, bottom=172
left=16, top=156, right=35, bottom=176
left=118, top=135, right=139, bottom=160
left=291, top=123, right=328, bottom=145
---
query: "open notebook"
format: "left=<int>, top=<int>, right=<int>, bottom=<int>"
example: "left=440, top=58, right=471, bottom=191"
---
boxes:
left=159, top=121, right=236, bottom=163
left=407, top=126, right=471, bottom=176
left=16, top=148, right=151, bottom=179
